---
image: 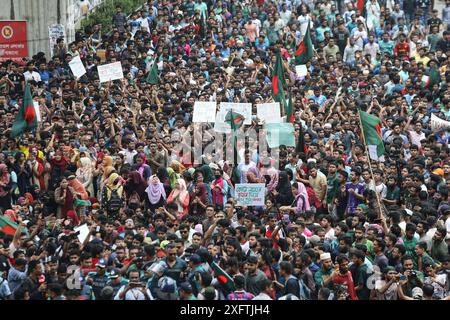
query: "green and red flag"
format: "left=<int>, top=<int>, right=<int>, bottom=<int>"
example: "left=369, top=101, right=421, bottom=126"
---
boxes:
left=225, top=110, right=244, bottom=130
left=272, top=51, right=287, bottom=104
left=421, top=66, right=440, bottom=89
left=210, top=261, right=235, bottom=294
left=10, top=82, right=37, bottom=138
left=146, top=61, right=159, bottom=85
left=225, top=110, right=244, bottom=183
left=295, top=24, right=314, bottom=65
left=0, top=216, right=20, bottom=236
left=359, top=110, right=385, bottom=161
left=286, top=93, right=294, bottom=124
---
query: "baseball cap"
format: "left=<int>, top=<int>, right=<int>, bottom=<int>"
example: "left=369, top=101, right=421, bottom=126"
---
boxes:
left=187, top=254, right=201, bottom=264
left=109, top=268, right=121, bottom=279
left=179, top=282, right=193, bottom=293
left=96, top=258, right=107, bottom=268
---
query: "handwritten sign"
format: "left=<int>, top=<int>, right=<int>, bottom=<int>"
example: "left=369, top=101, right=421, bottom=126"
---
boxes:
left=257, top=103, right=281, bottom=124
left=97, top=61, right=124, bottom=83
left=431, top=114, right=450, bottom=132
left=69, top=55, right=86, bottom=79
left=235, top=184, right=266, bottom=206
left=193, top=101, right=217, bottom=123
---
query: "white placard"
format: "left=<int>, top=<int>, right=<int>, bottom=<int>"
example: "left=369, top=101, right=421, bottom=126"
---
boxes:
left=74, top=224, right=91, bottom=244
left=295, top=64, right=308, bottom=77
left=69, top=55, right=86, bottom=79
left=193, top=101, right=217, bottom=123
left=97, top=62, right=124, bottom=83
left=235, top=184, right=266, bottom=206
left=48, top=24, right=66, bottom=57
left=431, top=114, right=450, bottom=132
left=33, top=101, right=41, bottom=122
left=257, top=103, right=281, bottom=124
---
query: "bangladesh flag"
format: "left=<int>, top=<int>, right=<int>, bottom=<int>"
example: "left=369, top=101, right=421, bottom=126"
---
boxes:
left=421, top=66, right=440, bottom=89
left=359, top=110, right=385, bottom=161
left=210, top=261, right=235, bottom=295
left=225, top=110, right=244, bottom=183
left=286, top=93, right=294, bottom=123
left=272, top=52, right=287, bottom=105
left=146, top=61, right=159, bottom=84
left=295, top=24, right=313, bottom=65
left=0, top=215, right=20, bottom=236
left=10, top=83, right=37, bottom=138
left=225, top=110, right=244, bottom=130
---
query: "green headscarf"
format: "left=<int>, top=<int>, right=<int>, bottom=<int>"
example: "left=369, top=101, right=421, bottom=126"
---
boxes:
left=166, top=167, right=179, bottom=189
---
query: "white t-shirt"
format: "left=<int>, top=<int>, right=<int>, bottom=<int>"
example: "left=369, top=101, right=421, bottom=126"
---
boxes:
left=114, top=286, right=153, bottom=300
left=375, top=280, right=398, bottom=300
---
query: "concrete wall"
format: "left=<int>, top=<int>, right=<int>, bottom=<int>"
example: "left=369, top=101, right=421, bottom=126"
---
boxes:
left=0, top=0, right=106, bottom=58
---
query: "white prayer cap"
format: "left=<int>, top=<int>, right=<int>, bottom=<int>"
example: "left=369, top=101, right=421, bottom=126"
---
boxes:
left=320, top=252, right=331, bottom=261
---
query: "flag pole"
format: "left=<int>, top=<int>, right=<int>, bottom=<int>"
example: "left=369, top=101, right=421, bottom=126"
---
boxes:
left=357, top=110, right=384, bottom=218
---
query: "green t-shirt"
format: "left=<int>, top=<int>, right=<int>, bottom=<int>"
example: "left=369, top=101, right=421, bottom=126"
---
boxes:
left=402, top=237, right=418, bottom=259
left=385, top=186, right=400, bottom=202
left=354, top=264, right=371, bottom=300
left=326, top=174, right=339, bottom=204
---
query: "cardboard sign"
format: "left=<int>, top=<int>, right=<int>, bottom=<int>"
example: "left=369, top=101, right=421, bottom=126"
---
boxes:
left=97, top=62, right=124, bottom=83
left=193, top=101, right=217, bottom=123
left=69, top=55, right=86, bottom=79
left=257, top=103, right=282, bottom=124
left=264, top=123, right=296, bottom=148
left=235, top=184, right=266, bottom=206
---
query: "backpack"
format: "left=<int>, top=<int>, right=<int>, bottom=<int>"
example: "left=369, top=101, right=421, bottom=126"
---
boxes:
left=298, top=278, right=311, bottom=300
left=107, top=188, right=123, bottom=212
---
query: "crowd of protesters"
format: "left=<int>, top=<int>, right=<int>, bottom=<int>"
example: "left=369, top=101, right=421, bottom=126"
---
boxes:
left=0, top=0, right=449, bottom=300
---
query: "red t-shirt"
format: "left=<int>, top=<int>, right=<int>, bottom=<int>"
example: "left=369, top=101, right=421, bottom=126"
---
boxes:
left=332, top=271, right=357, bottom=300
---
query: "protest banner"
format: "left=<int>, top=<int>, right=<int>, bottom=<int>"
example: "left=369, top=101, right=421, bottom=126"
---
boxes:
left=264, top=123, right=296, bottom=148
left=431, top=114, right=450, bottom=132
left=193, top=102, right=217, bottom=123
left=97, top=62, right=124, bottom=83
left=235, top=184, right=266, bottom=206
left=0, top=21, right=28, bottom=62
left=69, top=55, right=87, bottom=79
left=48, top=24, right=66, bottom=57
left=257, top=103, right=282, bottom=124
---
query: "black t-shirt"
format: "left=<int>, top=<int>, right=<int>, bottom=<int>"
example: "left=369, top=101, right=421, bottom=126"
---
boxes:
left=8, top=73, right=24, bottom=95
left=285, top=275, right=300, bottom=298
left=427, top=17, right=442, bottom=30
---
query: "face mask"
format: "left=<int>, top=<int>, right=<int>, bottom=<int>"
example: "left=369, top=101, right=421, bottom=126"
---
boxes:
left=215, top=174, right=221, bottom=179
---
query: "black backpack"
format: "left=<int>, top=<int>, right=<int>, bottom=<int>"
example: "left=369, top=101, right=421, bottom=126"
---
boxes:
left=107, top=188, right=123, bottom=212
